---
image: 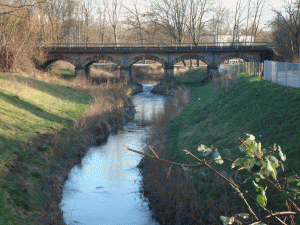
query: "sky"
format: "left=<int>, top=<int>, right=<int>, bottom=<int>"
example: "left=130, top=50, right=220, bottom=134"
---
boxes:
left=92, top=0, right=289, bottom=30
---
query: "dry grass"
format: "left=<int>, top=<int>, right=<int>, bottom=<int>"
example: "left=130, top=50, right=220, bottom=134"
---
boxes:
left=90, top=66, right=119, bottom=78
left=174, top=66, right=190, bottom=77
left=212, top=68, right=239, bottom=94
left=139, top=86, right=242, bottom=224
left=131, top=64, right=164, bottom=83
left=50, top=60, right=75, bottom=72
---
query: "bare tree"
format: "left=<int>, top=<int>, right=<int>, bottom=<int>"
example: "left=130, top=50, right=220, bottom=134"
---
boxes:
left=251, top=0, right=265, bottom=42
left=124, top=0, right=145, bottom=43
left=272, top=0, right=300, bottom=62
left=98, top=8, right=107, bottom=44
left=187, top=0, right=211, bottom=45
left=150, top=0, right=188, bottom=44
left=232, top=0, right=247, bottom=43
left=210, top=0, right=228, bottom=44
left=82, top=1, right=94, bottom=43
left=105, top=0, right=122, bottom=44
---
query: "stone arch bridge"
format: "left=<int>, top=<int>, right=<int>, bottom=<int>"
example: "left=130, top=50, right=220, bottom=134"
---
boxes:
left=39, top=43, right=274, bottom=80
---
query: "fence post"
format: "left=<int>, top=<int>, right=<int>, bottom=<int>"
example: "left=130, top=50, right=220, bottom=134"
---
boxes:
left=285, top=62, right=287, bottom=86
left=299, top=62, right=300, bottom=87
left=276, top=62, right=279, bottom=84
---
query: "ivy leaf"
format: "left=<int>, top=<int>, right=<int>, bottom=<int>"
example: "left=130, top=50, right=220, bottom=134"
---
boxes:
left=198, top=144, right=212, bottom=157
left=278, top=145, right=286, bottom=162
left=220, top=216, right=235, bottom=225
left=212, top=150, right=224, bottom=164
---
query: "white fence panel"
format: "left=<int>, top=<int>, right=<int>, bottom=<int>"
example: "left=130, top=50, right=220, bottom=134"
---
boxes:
left=263, top=61, right=300, bottom=88
left=263, top=61, right=271, bottom=81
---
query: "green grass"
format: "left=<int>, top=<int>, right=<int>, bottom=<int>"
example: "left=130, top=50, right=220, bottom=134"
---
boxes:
left=50, top=69, right=75, bottom=77
left=169, top=72, right=300, bottom=176
left=0, top=74, right=92, bottom=224
left=168, top=72, right=300, bottom=216
left=0, top=75, right=91, bottom=158
left=176, top=66, right=207, bottom=84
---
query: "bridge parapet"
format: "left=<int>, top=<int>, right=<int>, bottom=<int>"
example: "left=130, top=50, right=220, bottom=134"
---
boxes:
left=43, top=42, right=274, bottom=49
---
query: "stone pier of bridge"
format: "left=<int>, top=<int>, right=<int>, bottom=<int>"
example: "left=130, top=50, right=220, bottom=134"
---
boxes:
left=75, top=62, right=221, bottom=81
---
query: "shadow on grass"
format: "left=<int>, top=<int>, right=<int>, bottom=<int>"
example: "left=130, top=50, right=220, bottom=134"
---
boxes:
left=0, top=75, right=91, bottom=105
left=0, top=90, right=72, bottom=125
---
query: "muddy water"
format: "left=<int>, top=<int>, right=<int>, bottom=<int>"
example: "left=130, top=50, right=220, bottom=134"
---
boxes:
left=60, top=85, right=165, bottom=225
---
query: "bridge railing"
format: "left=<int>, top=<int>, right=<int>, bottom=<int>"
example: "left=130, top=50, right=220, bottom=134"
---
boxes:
left=43, top=42, right=274, bottom=49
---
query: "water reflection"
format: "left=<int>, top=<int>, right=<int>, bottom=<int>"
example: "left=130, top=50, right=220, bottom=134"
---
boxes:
left=60, top=85, right=165, bottom=225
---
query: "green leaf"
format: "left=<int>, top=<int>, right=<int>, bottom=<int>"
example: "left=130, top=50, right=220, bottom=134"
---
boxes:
left=243, top=157, right=256, bottom=170
left=289, top=178, right=300, bottom=185
left=239, top=144, right=247, bottom=152
left=254, top=173, right=265, bottom=182
left=266, top=158, right=277, bottom=180
left=278, top=145, right=286, bottom=162
left=245, top=133, right=256, bottom=141
left=253, top=181, right=264, bottom=192
left=198, top=144, right=212, bottom=157
left=232, top=158, right=243, bottom=169
left=267, top=155, right=280, bottom=169
left=258, top=142, right=263, bottom=156
left=212, top=150, right=224, bottom=164
left=273, top=144, right=278, bottom=152
left=256, top=193, right=267, bottom=207
left=279, top=161, right=284, bottom=172
left=220, top=216, right=235, bottom=225
left=235, top=213, right=249, bottom=219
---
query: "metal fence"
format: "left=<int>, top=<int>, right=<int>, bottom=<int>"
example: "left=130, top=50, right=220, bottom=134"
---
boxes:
left=226, top=61, right=264, bottom=77
left=264, top=60, right=300, bottom=88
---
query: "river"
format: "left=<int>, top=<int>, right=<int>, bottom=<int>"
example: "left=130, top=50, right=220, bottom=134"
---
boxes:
left=60, top=85, right=166, bottom=225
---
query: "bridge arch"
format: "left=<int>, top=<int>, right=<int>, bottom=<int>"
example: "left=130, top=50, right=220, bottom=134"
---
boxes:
left=42, top=55, right=76, bottom=69
left=216, top=52, right=260, bottom=66
left=171, top=53, right=210, bottom=67
left=129, top=54, right=166, bottom=66
left=84, top=54, right=122, bottom=68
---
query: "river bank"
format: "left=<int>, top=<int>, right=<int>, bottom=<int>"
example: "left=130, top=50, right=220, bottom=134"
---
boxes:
left=0, top=73, right=135, bottom=224
left=140, top=70, right=300, bottom=224
left=60, top=84, right=165, bottom=224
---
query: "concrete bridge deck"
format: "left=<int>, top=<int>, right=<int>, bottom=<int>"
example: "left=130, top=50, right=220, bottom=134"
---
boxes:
left=40, top=42, right=274, bottom=79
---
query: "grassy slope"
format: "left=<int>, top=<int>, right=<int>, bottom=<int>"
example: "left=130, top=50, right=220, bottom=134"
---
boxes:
left=176, top=66, right=207, bottom=84
left=169, top=72, right=300, bottom=175
left=0, top=75, right=91, bottom=157
left=0, top=74, right=91, bottom=224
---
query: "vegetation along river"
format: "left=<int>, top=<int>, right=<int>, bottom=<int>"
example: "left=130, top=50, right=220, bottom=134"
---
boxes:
left=60, top=85, right=166, bottom=225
